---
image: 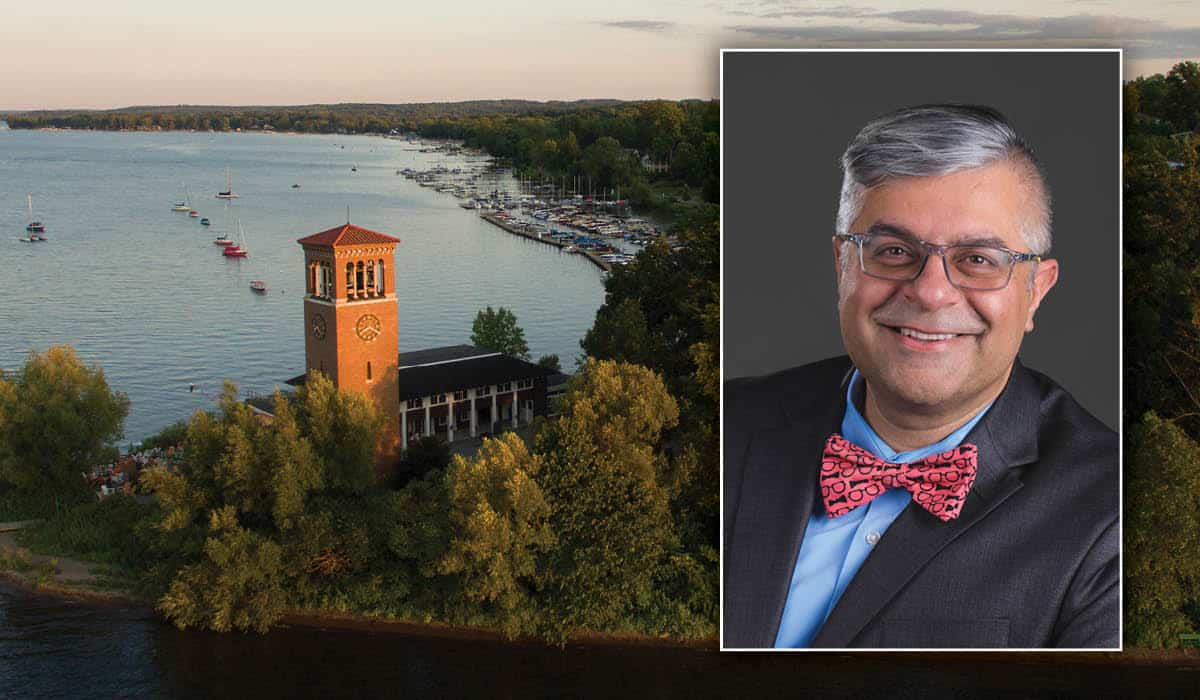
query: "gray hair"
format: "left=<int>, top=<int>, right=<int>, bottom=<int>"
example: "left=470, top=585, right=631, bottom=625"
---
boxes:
left=836, top=104, right=1051, bottom=256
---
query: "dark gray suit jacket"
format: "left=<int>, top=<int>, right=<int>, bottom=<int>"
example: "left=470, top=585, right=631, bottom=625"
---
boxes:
left=722, top=356, right=1118, bottom=648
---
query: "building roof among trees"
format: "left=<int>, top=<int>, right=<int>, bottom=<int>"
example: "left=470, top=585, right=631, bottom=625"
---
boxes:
left=296, top=223, right=401, bottom=248
left=399, top=345, right=498, bottom=368
left=395, top=353, right=553, bottom=400
left=284, top=345, right=556, bottom=400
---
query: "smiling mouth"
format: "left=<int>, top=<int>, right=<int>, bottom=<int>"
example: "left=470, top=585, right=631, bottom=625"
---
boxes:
left=884, top=325, right=974, bottom=343
left=896, top=327, right=957, bottom=341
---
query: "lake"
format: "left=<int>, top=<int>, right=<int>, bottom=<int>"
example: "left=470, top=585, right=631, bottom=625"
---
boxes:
left=3, top=583, right=1197, bottom=698
left=0, top=129, right=606, bottom=443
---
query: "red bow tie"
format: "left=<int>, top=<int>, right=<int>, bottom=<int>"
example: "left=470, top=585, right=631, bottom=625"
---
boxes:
left=819, top=434, right=978, bottom=522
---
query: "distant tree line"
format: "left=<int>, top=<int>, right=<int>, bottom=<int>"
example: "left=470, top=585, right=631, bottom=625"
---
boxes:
left=1122, top=61, right=1200, bottom=649
left=411, top=100, right=720, bottom=208
left=0, top=99, right=622, bottom=134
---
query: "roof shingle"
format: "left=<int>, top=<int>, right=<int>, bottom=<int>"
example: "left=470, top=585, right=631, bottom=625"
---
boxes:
left=297, top=224, right=401, bottom=248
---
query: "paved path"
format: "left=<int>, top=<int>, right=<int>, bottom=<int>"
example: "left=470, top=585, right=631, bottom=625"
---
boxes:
left=0, top=523, right=98, bottom=586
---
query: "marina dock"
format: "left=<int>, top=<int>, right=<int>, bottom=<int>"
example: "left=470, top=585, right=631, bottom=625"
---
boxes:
left=480, top=213, right=613, bottom=273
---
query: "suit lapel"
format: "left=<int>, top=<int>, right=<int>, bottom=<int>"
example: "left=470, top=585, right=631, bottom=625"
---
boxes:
left=809, top=361, right=1040, bottom=648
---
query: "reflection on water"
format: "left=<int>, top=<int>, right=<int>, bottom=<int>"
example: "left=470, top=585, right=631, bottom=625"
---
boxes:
left=2, top=584, right=1196, bottom=698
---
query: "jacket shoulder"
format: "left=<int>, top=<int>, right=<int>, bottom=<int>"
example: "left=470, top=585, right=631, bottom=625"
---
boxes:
left=1024, top=366, right=1117, bottom=473
left=725, top=356, right=852, bottom=432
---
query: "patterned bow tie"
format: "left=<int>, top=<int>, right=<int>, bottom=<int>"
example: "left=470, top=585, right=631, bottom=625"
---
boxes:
left=819, top=434, right=978, bottom=522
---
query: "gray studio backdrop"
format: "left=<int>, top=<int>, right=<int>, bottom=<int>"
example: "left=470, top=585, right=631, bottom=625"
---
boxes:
left=721, top=50, right=1119, bottom=430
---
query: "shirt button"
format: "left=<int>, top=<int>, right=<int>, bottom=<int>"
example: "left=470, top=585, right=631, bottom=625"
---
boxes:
left=866, top=531, right=881, bottom=546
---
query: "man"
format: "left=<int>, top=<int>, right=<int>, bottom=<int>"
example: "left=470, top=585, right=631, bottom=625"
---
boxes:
left=722, top=105, right=1118, bottom=649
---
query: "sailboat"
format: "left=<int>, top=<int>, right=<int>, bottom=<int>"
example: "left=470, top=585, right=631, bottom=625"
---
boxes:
left=215, top=166, right=240, bottom=199
left=222, top=219, right=249, bottom=257
left=172, top=185, right=192, bottom=211
left=22, top=194, right=47, bottom=241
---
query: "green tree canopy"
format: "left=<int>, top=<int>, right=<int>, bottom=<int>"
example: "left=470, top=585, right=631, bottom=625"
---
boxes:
left=397, top=435, right=451, bottom=485
left=1125, top=412, right=1200, bottom=648
left=534, top=359, right=682, bottom=641
left=0, top=345, right=129, bottom=502
left=294, top=371, right=382, bottom=493
left=581, top=217, right=720, bottom=544
left=440, top=432, right=554, bottom=637
left=470, top=306, right=530, bottom=360
left=141, top=380, right=379, bottom=632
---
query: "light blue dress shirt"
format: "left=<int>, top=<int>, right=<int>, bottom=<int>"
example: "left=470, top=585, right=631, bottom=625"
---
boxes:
left=772, top=370, right=992, bottom=648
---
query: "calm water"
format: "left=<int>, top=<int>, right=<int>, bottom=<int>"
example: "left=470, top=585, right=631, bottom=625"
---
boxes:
left=2, top=584, right=1197, bottom=698
left=0, top=129, right=605, bottom=442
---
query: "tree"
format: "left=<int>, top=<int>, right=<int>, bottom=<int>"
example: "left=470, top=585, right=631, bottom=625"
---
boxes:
left=536, top=354, right=561, bottom=372
left=1125, top=412, right=1200, bottom=647
left=397, top=435, right=450, bottom=485
left=143, top=383, right=323, bottom=631
left=580, top=218, right=720, bottom=612
left=470, top=306, right=530, bottom=360
left=156, top=505, right=288, bottom=633
left=1164, top=61, right=1200, bottom=130
left=0, top=346, right=129, bottom=502
left=534, top=359, right=681, bottom=641
left=581, top=136, right=639, bottom=191
left=295, top=371, right=382, bottom=493
left=439, top=433, right=554, bottom=637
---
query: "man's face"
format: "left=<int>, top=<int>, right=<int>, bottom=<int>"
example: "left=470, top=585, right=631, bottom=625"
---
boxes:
left=834, top=160, right=1059, bottom=416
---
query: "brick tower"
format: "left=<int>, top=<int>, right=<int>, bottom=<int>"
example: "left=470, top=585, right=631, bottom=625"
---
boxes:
left=298, top=223, right=401, bottom=474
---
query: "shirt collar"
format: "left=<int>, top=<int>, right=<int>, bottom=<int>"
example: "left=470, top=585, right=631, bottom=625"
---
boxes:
left=841, top=368, right=992, bottom=463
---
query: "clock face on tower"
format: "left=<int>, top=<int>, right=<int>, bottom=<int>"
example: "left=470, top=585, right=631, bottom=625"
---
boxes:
left=311, top=313, right=327, bottom=340
left=355, top=313, right=382, bottom=342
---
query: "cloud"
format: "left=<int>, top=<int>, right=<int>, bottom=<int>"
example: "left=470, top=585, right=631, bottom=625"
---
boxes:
left=724, top=9, right=1200, bottom=59
left=601, top=20, right=676, bottom=33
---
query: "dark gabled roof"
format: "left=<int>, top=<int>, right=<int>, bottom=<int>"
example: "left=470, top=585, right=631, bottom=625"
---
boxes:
left=546, top=371, right=572, bottom=390
left=399, top=344, right=498, bottom=368
left=398, top=353, right=554, bottom=400
left=297, top=223, right=401, bottom=248
left=283, top=345, right=557, bottom=400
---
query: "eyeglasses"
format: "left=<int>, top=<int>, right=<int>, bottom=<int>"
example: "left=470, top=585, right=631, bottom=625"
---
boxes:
left=835, top=232, right=1042, bottom=291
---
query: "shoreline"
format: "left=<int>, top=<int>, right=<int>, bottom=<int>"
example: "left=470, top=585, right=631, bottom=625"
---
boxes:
left=0, top=555, right=712, bottom=651
left=6, top=572, right=1200, bottom=664
left=7, top=556, right=1200, bottom=664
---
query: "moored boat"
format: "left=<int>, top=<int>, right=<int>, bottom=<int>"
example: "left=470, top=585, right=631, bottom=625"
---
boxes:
left=216, top=166, right=240, bottom=199
left=222, top=219, right=249, bottom=257
left=25, top=194, right=45, bottom=233
left=200, top=218, right=211, bottom=226
left=172, top=185, right=192, bottom=211
left=249, top=280, right=267, bottom=292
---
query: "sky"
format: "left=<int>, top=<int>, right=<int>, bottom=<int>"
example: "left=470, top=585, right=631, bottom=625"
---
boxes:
left=2, top=1, right=1197, bottom=109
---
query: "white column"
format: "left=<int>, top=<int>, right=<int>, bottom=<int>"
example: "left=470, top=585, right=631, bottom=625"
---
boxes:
left=491, top=392, right=497, bottom=434
left=470, top=392, right=477, bottom=437
left=424, top=402, right=431, bottom=437
left=511, top=388, right=518, bottom=428
left=447, top=397, right=455, bottom=442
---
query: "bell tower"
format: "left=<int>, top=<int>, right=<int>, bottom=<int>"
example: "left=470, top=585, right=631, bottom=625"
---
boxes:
left=298, top=223, right=401, bottom=473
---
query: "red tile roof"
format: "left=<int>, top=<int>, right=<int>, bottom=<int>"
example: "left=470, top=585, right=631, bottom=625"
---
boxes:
left=297, top=224, right=401, bottom=248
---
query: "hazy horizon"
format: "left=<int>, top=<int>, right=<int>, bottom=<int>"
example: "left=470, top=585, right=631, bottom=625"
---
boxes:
left=2, top=1, right=1197, bottom=111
